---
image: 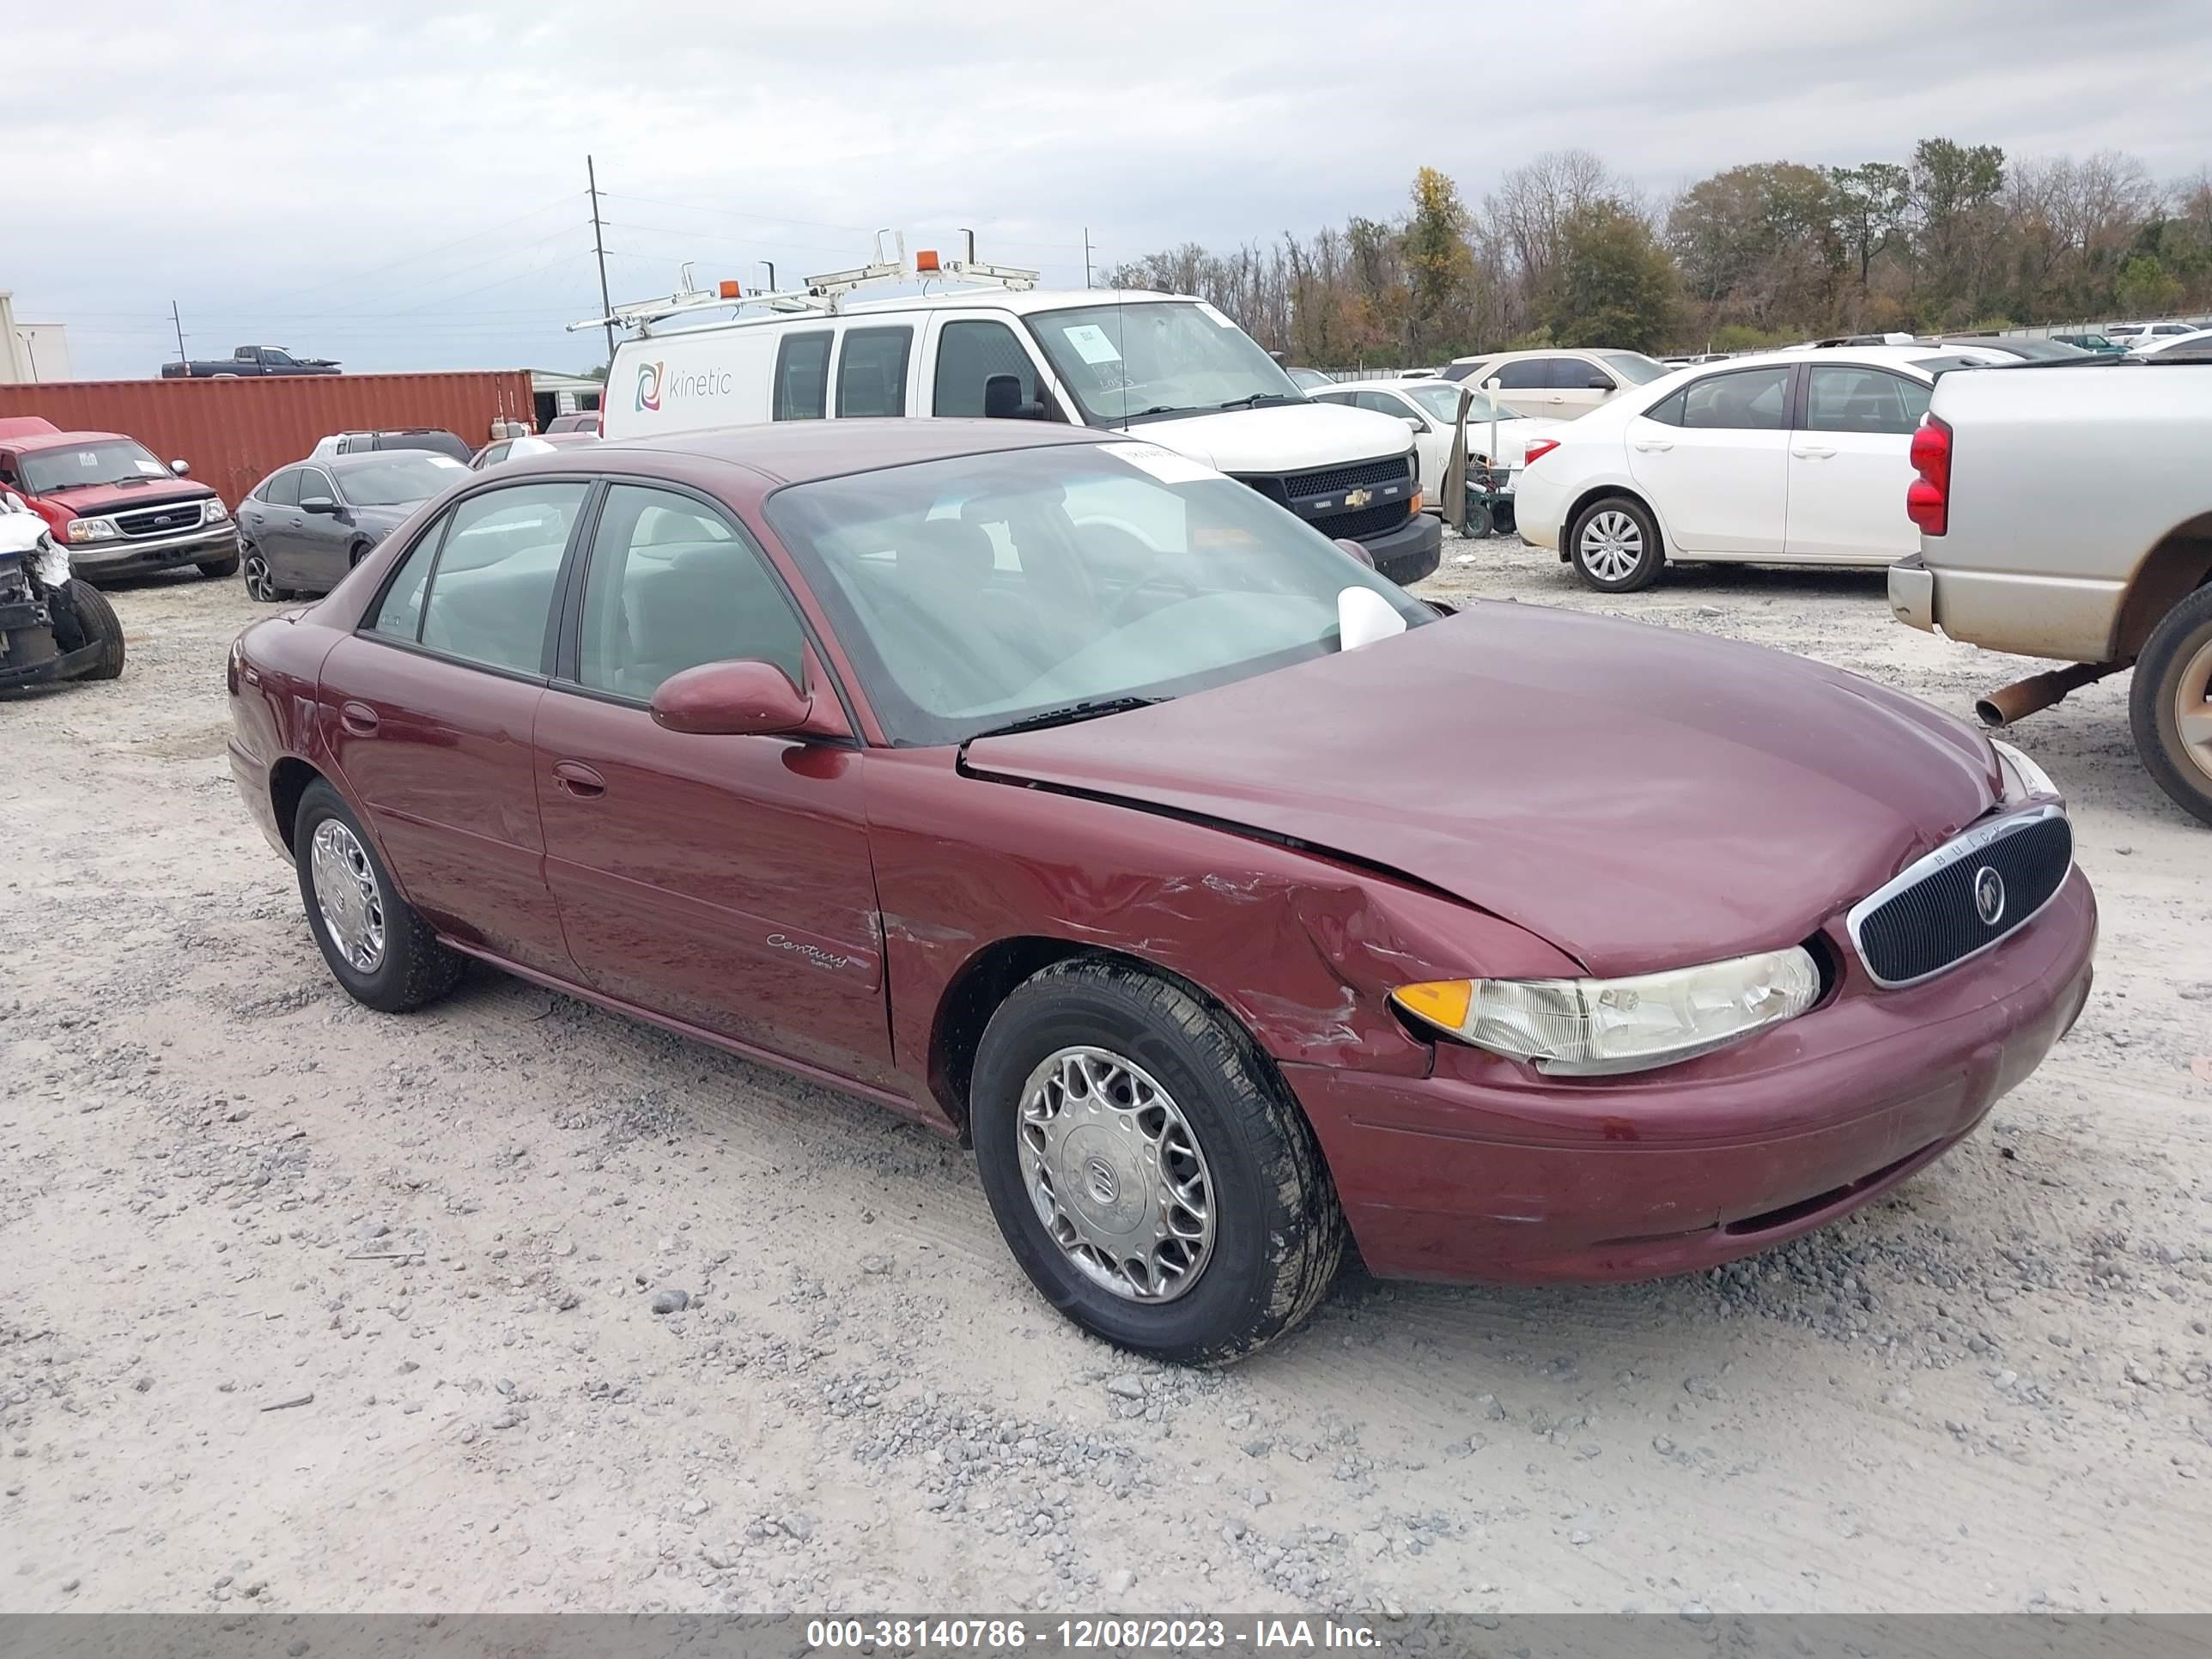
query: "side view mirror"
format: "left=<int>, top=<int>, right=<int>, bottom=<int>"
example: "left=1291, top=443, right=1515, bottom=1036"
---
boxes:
left=652, top=659, right=812, bottom=737
left=1588, top=377, right=1616, bottom=392
left=983, top=374, right=1048, bottom=421
left=170, top=459, right=190, bottom=477
left=301, top=495, right=340, bottom=516
left=1332, top=537, right=1375, bottom=569
left=1402, top=414, right=1429, bottom=433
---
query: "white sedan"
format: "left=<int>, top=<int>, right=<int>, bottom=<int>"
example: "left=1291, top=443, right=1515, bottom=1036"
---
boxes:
left=1514, top=346, right=1970, bottom=592
left=1306, top=378, right=1559, bottom=507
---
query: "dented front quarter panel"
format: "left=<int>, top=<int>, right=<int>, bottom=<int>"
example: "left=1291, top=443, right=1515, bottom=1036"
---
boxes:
left=224, top=611, right=347, bottom=861
left=861, top=747, right=1581, bottom=1087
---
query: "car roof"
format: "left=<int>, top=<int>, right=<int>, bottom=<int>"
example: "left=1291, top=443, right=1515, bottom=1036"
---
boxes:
left=9, top=428, right=131, bottom=451
left=644, top=289, right=1197, bottom=339
left=522, top=418, right=1115, bottom=490
left=1447, top=347, right=1610, bottom=365
left=323, top=449, right=461, bottom=473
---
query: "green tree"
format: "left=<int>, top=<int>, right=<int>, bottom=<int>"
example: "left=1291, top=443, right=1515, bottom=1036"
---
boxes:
left=1826, top=161, right=1911, bottom=289
left=1402, top=167, right=1477, bottom=358
left=1543, top=201, right=1680, bottom=352
left=1911, top=137, right=2006, bottom=319
left=2115, top=254, right=2184, bottom=315
left=1668, top=162, right=1840, bottom=326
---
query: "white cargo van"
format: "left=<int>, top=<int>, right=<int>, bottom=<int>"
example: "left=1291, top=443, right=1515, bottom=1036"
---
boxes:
left=596, top=264, right=1441, bottom=585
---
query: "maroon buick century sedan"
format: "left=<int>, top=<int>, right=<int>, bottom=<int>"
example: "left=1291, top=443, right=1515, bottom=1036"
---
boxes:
left=226, top=421, right=2097, bottom=1363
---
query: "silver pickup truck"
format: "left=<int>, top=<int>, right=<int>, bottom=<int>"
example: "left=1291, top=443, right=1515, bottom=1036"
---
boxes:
left=1889, top=356, right=2212, bottom=825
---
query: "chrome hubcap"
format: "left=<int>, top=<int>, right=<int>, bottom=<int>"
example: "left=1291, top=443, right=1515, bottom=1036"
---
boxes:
left=1018, top=1047, right=1215, bottom=1304
left=2178, top=636, right=2212, bottom=785
left=308, top=819, right=386, bottom=973
left=1579, top=509, right=1643, bottom=582
left=244, top=551, right=276, bottom=601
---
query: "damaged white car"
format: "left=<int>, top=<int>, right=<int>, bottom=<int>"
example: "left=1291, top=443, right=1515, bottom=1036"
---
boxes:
left=0, top=490, right=127, bottom=690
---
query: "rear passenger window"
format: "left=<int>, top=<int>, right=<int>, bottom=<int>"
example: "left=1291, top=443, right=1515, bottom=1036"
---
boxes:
left=836, top=326, right=914, bottom=418
left=574, top=484, right=805, bottom=701
left=1676, top=366, right=1794, bottom=430
left=933, top=320, right=1041, bottom=416
left=402, top=482, right=589, bottom=673
left=773, top=331, right=832, bottom=421
left=1492, top=359, right=1550, bottom=389
left=1806, top=366, right=1930, bottom=435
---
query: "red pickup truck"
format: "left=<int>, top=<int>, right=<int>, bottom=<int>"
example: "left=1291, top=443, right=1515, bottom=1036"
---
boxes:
left=0, top=416, right=240, bottom=584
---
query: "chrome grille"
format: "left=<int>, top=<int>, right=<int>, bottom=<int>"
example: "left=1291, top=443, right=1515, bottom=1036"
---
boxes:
left=1847, top=805, right=2072, bottom=989
left=113, top=501, right=205, bottom=538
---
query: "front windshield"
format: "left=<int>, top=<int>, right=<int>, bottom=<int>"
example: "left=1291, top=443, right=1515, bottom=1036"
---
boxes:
left=339, top=454, right=466, bottom=507
left=20, top=440, right=170, bottom=493
left=1405, top=383, right=1515, bottom=424
left=766, top=442, right=1434, bottom=746
left=1600, top=351, right=1672, bottom=384
left=1026, top=301, right=1303, bottom=425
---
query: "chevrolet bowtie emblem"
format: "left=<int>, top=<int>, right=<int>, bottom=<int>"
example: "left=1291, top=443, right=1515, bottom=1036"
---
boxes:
left=1343, top=488, right=1373, bottom=509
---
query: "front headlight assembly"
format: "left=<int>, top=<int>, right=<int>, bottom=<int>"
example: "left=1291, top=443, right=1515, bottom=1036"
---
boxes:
left=202, top=498, right=230, bottom=523
left=1391, top=946, right=1820, bottom=1076
left=66, top=517, right=118, bottom=543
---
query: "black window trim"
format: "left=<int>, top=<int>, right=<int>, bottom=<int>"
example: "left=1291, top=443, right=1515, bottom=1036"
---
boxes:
left=544, top=470, right=865, bottom=744
left=353, top=471, right=603, bottom=685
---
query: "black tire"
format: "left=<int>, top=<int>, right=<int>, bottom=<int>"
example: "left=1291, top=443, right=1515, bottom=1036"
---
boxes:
left=58, top=579, right=125, bottom=680
left=347, top=540, right=372, bottom=570
left=197, top=550, right=240, bottom=578
left=1567, top=494, right=1664, bottom=592
left=2129, top=582, right=2212, bottom=827
left=970, top=958, right=1346, bottom=1365
left=241, top=543, right=287, bottom=603
left=293, top=780, right=465, bottom=1012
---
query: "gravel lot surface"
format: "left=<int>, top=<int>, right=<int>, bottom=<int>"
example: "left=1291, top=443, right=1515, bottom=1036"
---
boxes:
left=3, top=535, right=2208, bottom=1616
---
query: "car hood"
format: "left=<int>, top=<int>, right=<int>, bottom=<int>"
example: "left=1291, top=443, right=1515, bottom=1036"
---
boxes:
left=33, top=480, right=215, bottom=517
left=963, top=604, right=2001, bottom=976
left=1122, top=401, right=1415, bottom=475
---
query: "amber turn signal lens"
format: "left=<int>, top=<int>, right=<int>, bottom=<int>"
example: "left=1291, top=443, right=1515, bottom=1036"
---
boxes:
left=1408, top=492, right=1423, bottom=514
left=1390, top=980, right=1472, bottom=1031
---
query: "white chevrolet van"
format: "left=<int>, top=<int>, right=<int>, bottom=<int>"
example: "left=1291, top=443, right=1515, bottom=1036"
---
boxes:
left=599, top=277, right=1441, bottom=584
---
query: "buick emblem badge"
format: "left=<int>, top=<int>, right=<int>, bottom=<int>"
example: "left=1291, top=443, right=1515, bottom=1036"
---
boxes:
left=1973, top=866, right=2005, bottom=927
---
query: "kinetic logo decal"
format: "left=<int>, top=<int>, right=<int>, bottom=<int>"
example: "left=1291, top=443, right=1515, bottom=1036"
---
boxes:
left=635, top=358, right=734, bottom=413
left=635, top=361, right=664, bottom=412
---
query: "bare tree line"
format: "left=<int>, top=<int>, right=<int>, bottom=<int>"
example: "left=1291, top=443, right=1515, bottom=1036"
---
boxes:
left=1108, top=144, right=2212, bottom=366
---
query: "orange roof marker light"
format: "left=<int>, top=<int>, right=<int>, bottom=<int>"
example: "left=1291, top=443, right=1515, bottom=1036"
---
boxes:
left=717, top=280, right=742, bottom=299
left=915, top=249, right=941, bottom=273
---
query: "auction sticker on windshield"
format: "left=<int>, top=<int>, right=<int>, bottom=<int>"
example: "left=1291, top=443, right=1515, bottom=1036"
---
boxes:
left=1101, top=441, right=1220, bottom=485
left=1063, top=325, right=1123, bottom=365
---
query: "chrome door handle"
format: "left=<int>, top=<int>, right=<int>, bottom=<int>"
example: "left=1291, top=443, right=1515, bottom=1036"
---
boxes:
left=551, top=760, right=606, bottom=799
left=1632, top=439, right=1674, bottom=453
left=1792, top=445, right=1837, bottom=459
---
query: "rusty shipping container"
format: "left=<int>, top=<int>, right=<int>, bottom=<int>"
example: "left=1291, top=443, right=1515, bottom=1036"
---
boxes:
left=0, top=371, right=538, bottom=507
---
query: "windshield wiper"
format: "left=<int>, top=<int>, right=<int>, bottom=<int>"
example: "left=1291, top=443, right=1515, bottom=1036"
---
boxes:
left=962, top=696, right=1168, bottom=744
left=1121, top=405, right=1185, bottom=419
left=1218, top=392, right=1299, bottom=410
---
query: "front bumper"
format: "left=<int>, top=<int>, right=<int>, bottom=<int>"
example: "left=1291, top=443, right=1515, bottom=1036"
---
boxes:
left=1888, top=551, right=1936, bottom=633
left=1364, top=507, right=1443, bottom=586
left=1284, top=867, right=2096, bottom=1285
left=69, top=521, right=239, bottom=580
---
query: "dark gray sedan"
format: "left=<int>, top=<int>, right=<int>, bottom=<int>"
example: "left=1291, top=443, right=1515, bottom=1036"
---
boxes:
left=237, top=451, right=470, bottom=601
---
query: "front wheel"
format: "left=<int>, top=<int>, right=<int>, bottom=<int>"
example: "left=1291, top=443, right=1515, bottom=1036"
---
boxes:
left=2130, top=583, right=2212, bottom=826
left=1569, top=495, right=1664, bottom=592
left=970, top=958, right=1346, bottom=1365
left=293, top=781, right=465, bottom=1012
left=56, top=579, right=125, bottom=681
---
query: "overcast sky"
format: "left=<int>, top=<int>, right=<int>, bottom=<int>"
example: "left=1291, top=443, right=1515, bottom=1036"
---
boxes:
left=13, top=0, right=2212, bottom=380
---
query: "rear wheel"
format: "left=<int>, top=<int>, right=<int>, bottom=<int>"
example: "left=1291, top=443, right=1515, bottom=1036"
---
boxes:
left=197, top=550, right=240, bottom=578
left=242, top=544, right=286, bottom=603
left=294, top=781, right=465, bottom=1012
left=970, top=958, right=1345, bottom=1365
left=1569, top=495, right=1663, bottom=592
left=2130, top=584, right=2212, bottom=826
left=57, top=580, right=125, bottom=680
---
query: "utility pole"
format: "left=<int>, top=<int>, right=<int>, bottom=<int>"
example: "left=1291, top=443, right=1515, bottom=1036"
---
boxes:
left=586, top=155, right=616, bottom=368
left=1083, top=229, right=1093, bottom=289
left=170, top=300, right=186, bottom=365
